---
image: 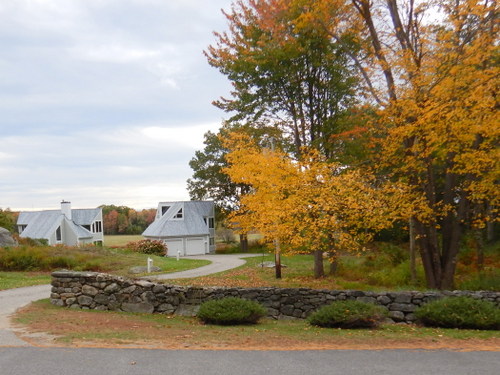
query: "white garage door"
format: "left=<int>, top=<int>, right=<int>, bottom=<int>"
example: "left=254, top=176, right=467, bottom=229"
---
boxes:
left=185, top=237, right=206, bottom=255
left=165, top=239, right=184, bottom=257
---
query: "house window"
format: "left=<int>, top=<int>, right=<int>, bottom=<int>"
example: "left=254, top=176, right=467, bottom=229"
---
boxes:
left=174, top=208, right=183, bottom=219
left=161, top=206, right=170, bottom=216
left=18, top=225, right=27, bottom=234
left=209, top=237, right=215, bottom=246
left=83, top=225, right=91, bottom=231
left=91, top=221, right=102, bottom=233
left=208, top=217, right=215, bottom=229
left=56, top=226, right=62, bottom=242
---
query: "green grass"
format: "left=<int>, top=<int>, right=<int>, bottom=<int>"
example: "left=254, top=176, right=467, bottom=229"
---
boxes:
left=0, top=272, right=51, bottom=290
left=0, top=245, right=210, bottom=289
left=15, top=299, right=499, bottom=348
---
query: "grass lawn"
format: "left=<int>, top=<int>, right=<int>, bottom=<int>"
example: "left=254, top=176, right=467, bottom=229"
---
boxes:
left=0, top=245, right=210, bottom=290
left=14, top=299, right=499, bottom=350
left=0, top=272, right=51, bottom=290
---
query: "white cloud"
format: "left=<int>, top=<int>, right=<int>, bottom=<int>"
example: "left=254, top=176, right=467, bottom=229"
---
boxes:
left=0, top=0, right=233, bottom=211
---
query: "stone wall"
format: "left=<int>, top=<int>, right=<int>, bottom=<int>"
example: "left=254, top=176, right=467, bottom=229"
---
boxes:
left=50, top=271, right=500, bottom=324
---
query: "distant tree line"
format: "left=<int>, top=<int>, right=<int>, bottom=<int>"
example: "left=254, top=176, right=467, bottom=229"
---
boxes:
left=100, top=205, right=156, bottom=235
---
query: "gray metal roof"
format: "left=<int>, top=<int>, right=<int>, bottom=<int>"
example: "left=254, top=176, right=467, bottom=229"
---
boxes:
left=18, top=211, right=63, bottom=240
left=72, top=208, right=101, bottom=225
left=143, top=201, right=214, bottom=238
left=17, top=207, right=100, bottom=240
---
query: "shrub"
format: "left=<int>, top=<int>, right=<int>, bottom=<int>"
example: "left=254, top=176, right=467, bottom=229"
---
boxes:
left=128, top=239, right=167, bottom=256
left=0, top=246, right=48, bottom=271
left=415, top=296, right=500, bottom=330
left=197, top=297, right=267, bottom=325
left=307, top=300, right=388, bottom=329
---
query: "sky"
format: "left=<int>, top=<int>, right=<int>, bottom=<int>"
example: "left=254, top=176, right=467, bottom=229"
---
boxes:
left=0, top=0, right=234, bottom=211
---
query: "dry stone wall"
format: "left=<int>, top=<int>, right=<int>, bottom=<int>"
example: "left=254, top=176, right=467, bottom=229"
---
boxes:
left=51, top=270, right=500, bottom=323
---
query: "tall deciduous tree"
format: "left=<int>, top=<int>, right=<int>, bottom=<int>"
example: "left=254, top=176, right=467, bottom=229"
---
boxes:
left=303, top=0, right=499, bottom=288
left=205, top=0, right=358, bottom=158
left=223, top=132, right=405, bottom=278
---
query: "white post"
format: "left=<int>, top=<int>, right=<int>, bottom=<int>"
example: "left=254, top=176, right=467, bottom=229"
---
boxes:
left=147, top=257, right=153, bottom=273
left=177, top=250, right=181, bottom=261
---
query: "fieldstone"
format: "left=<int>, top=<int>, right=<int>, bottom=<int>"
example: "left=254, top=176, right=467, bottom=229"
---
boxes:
left=153, top=284, right=166, bottom=293
left=77, top=295, right=94, bottom=306
left=175, top=304, right=200, bottom=316
left=388, top=311, right=405, bottom=322
left=377, top=295, right=392, bottom=305
left=104, top=283, right=120, bottom=294
left=157, top=303, right=175, bottom=313
left=82, top=285, right=99, bottom=296
left=50, top=299, right=65, bottom=307
left=394, top=294, right=413, bottom=304
left=0, top=227, right=16, bottom=247
left=94, top=293, right=110, bottom=305
left=389, top=303, right=417, bottom=312
left=121, top=302, right=154, bottom=314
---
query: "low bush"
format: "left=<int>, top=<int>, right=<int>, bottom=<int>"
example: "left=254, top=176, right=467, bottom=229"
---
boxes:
left=307, top=300, right=388, bottom=329
left=127, top=239, right=167, bottom=256
left=415, top=296, right=500, bottom=330
left=0, top=246, right=48, bottom=271
left=197, top=297, right=267, bottom=325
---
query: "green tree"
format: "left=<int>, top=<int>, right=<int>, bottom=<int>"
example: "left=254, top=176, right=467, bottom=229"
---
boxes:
left=206, top=0, right=359, bottom=272
left=187, top=123, right=282, bottom=251
left=0, top=209, right=16, bottom=232
left=205, top=0, right=358, bottom=158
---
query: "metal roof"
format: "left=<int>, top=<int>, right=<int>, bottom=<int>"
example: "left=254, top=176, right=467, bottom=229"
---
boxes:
left=143, top=201, right=214, bottom=238
left=17, top=207, right=100, bottom=240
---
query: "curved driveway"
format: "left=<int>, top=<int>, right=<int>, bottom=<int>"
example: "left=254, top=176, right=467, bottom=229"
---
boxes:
left=147, top=253, right=261, bottom=280
left=0, top=253, right=260, bottom=347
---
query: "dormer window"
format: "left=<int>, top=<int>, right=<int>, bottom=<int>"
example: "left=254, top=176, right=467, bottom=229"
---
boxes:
left=161, top=206, right=170, bottom=216
left=174, top=208, right=183, bottom=219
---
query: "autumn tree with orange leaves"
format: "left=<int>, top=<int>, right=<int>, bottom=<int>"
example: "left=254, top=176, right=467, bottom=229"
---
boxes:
left=223, top=133, right=408, bottom=278
left=206, top=0, right=498, bottom=288
left=308, top=0, right=499, bottom=289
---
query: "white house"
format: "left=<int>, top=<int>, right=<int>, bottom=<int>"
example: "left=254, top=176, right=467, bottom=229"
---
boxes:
left=142, top=201, right=215, bottom=256
left=17, top=201, right=104, bottom=246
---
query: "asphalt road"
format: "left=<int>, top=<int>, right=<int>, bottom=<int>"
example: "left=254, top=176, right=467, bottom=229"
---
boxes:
left=0, top=347, right=498, bottom=375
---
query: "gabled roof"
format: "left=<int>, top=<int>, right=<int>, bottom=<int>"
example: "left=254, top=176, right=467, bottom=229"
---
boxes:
left=143, top=201, right=213, bottom=237
left=17, top=211, right=63, bottom=239
left=18, top=208, right=98, bottom=240
left=72, top=209, right=101, bottom=225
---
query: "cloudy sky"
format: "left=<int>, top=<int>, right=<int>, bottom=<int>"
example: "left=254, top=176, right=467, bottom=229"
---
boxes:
left=0, top=0, right=235, bottom=211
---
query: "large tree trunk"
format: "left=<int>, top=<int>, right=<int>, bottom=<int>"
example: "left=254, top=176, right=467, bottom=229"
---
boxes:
left=313, top=250, right=324, bottom=278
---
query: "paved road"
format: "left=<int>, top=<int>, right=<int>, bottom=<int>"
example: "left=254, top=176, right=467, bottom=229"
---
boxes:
left=147, top=253, right=262, bottom=280
left=0, top=347, right=498, bottom=375
left=0, top=284, right=52, bottom=347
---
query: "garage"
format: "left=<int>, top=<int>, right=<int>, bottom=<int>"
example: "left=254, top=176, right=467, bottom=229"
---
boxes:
left=185, top=237, right=206, bottom=255
left=165, top=238, right=184, bottom=257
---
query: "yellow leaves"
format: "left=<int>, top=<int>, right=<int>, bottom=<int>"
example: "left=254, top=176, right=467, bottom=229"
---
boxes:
left=222, top=132, right=404, bottom=255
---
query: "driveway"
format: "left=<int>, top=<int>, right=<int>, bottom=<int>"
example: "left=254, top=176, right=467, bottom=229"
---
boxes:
left=146, top=253, right=262, bottom=280
left=0, top=253, right=260, bottom=347
left=0, top=284, right=52, bottom=347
